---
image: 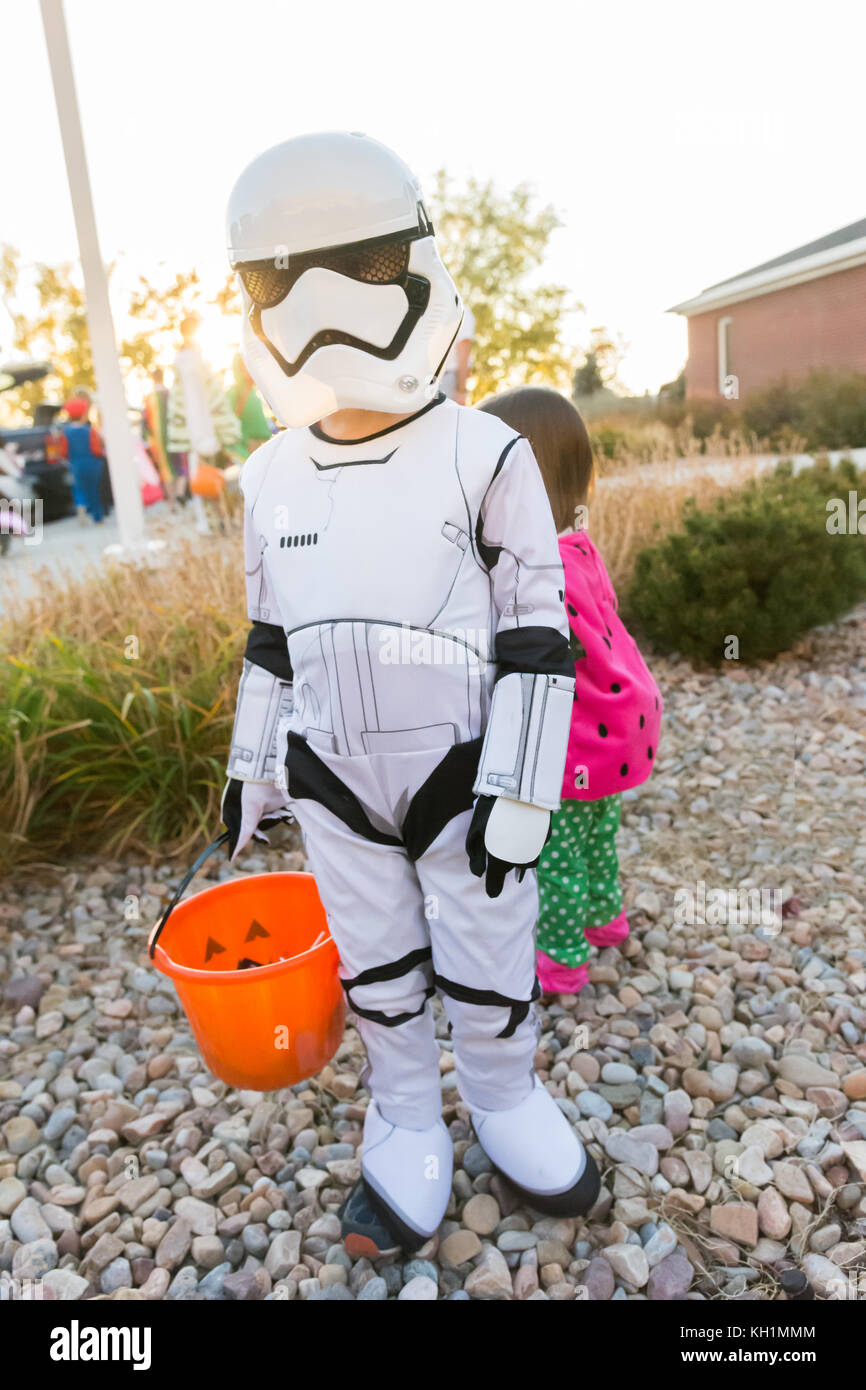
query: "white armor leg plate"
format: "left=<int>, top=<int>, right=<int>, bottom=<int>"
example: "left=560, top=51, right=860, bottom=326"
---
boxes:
left=414, top=804, right=541, bottom=1112
left=288, top=788, right=443, bottom=1129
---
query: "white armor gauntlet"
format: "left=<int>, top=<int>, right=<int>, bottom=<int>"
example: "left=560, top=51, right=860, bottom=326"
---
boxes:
left=473, top=671, right=575, bottom=812
left=226, top=659, right=294, bottom=784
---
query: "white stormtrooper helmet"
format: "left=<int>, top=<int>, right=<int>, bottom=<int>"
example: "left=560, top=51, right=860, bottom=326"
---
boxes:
left=226, top=132, right=464, bottom=427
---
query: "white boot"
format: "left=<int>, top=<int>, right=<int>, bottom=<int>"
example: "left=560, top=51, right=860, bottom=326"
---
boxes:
left=471, top=1075, right=601, bottom=1215
left=341, top=1100, right=453, bottom=1257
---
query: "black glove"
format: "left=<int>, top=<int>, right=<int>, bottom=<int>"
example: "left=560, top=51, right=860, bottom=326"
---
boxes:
left=466, top=795, right=513, bottom=899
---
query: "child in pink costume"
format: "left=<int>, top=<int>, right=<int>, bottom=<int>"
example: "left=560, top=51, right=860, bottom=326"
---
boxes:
left=480, top=387, right=662, bottom=993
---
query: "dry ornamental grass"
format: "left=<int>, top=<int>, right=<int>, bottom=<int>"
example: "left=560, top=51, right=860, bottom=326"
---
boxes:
left=0, top=536, right=247, bottom=870
left=589, top=456, right=767, bottom=593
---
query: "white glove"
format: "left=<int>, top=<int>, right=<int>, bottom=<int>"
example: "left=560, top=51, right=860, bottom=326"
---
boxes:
left=221, top=778, right=293, bottom=861
left=466, top=795, right=551, bottom=898
left=484, top=797, right=550, bottom=863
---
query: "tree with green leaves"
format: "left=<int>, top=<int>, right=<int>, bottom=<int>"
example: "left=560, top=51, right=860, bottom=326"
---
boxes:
left=3, top=168, right=579, bottom=421
left=0, top=246, right=241, bottom=424
left=0, top=245, right=94, bottom=421
left=572, top=326, right=626, bottom=400
left=120, top=267, right=203, bottom=384
left=120, top=268, right=241, bottom=396
left=430, top=173, right=577, bottom=401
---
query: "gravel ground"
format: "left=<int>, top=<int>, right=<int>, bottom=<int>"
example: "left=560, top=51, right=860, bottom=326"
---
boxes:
left=1, top=606, right=865, bottom=1302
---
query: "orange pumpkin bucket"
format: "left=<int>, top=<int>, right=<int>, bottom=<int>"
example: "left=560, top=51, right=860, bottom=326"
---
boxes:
left=148, top=835, right=345, bottom=1091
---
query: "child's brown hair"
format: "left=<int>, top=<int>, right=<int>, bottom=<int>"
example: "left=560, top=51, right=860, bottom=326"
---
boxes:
left=479, top=386, right=594, bottom=532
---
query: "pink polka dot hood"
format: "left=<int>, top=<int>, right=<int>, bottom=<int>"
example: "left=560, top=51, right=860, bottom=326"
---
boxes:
left=559, top=530, right=662, bottom=801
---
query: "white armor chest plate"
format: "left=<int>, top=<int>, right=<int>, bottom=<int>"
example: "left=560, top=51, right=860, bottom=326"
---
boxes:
left=245, top=400, right=514, bottom=757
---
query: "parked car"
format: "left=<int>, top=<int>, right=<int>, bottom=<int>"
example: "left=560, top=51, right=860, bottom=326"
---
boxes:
left=0, top=418, right=75, bottom=522
left=0, top=361, right=76, bottom=522
left=0, top=363, right=118, bottom=522
left=0, top=442, right=37, bottom=556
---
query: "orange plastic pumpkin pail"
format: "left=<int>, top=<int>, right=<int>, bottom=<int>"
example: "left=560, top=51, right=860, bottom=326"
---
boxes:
left=148, top=835, right=345, bottom=1091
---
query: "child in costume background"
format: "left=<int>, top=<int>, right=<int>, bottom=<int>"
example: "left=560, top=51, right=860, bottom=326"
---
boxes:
left=226, top=354, right=273, bottom=461
left=143, top=367, right=186, bottom=509
left=480, top=387, right=662, bottom=995
left=53, top=394, right=108, bottom=525
left=168, top=314, right=241, bottom=532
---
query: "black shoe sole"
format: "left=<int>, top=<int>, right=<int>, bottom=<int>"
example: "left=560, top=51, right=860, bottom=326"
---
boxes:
left=492, top=1149, right=602, bottom=1218
left=339, top=1178, right=429, bottom=1259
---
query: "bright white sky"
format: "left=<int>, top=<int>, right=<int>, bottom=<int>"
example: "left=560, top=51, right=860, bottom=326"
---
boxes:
left=4, top=0, right=866, bottom=393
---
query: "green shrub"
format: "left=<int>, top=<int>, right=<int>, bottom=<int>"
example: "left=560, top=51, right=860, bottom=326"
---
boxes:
left=589, top=424, right=629, bottom=460
left=743, top=369, right=866, bottom=451
left=798, top=370, right=866, bottom=451
left=655, top=397, right=737, bottom=441
left=625, top=459, right=866, bottom=663
left=739, top=377, right=800, bottom=446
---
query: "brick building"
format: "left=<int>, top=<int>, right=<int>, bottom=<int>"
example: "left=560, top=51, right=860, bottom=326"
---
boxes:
left=670, top=217, right=866, bottom=401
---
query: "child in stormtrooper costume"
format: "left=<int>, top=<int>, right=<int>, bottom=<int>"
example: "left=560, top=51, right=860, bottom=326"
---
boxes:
left=221, top=132, right=601, bottom=1257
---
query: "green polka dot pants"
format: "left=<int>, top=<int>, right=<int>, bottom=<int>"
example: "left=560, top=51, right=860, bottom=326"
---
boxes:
left=536, top=794, right=623, bottom=969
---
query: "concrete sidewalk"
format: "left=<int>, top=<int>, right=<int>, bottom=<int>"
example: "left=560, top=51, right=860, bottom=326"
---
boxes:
left=604, top=445, right=866, bottom=488
left=0, top=501, right=201, bottom=616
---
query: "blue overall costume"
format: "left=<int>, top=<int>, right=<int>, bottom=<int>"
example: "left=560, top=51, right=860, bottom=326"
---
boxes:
left=62, top=423, right=105, bottom=523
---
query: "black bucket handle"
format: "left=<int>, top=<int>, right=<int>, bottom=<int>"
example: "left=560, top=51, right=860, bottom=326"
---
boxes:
left=148, top=831, right=231, bottom=960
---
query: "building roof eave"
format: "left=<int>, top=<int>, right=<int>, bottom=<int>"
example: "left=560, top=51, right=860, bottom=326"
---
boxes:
left=668, top=236, right=866, bottom=316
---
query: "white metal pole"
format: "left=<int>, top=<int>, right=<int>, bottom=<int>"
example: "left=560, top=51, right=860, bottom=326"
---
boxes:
left=40, top=0, right=144, bottom=549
